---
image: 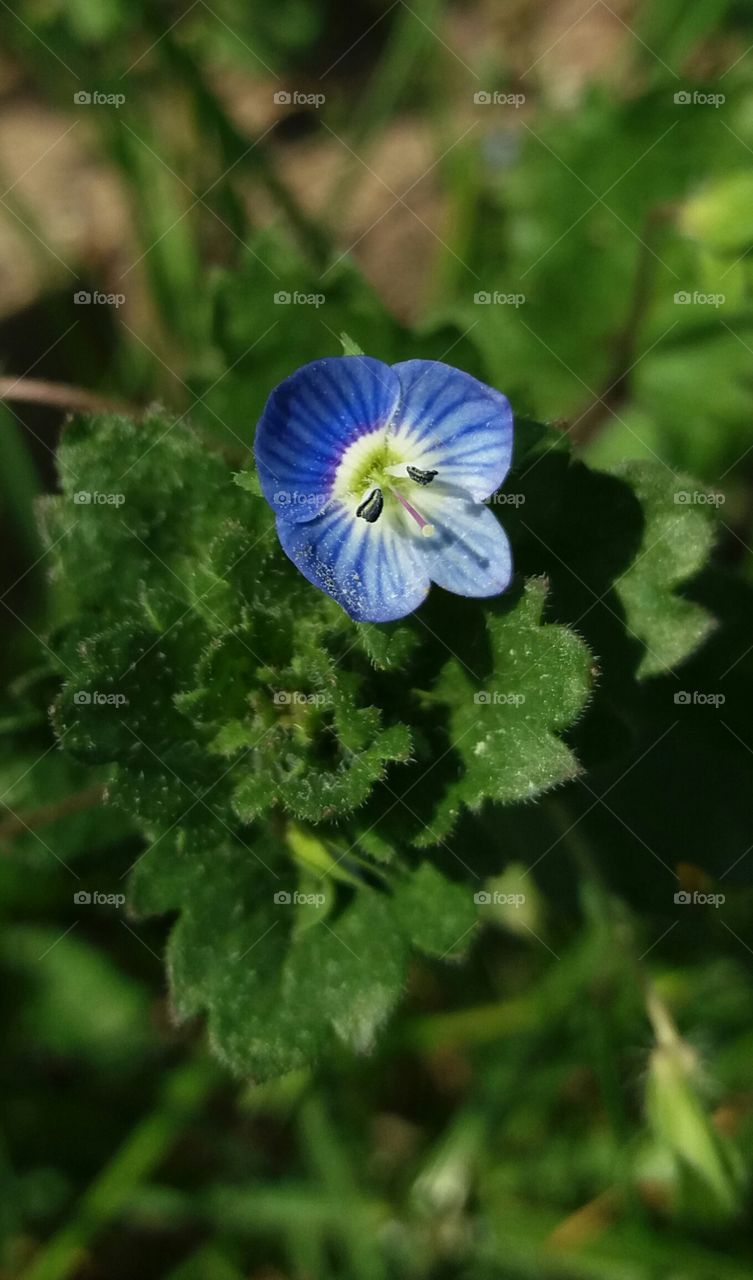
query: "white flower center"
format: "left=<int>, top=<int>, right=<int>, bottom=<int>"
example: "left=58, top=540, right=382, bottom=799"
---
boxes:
left=333, top=428, right=439, bottom=537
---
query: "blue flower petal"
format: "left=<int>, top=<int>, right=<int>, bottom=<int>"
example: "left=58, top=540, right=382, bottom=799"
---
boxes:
left=254, top=355, right=516, bottom=620
left=391, top=360, right=512, bottom=501
left=276, top=502, right=430, bottom=622
left=417, top=496, right=512, bottom=598
left=255, top=356, right=400, bottom=524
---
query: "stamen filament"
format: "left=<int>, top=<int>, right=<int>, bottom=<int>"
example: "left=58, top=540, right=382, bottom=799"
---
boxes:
left=390, top=487, right=435, bottom=538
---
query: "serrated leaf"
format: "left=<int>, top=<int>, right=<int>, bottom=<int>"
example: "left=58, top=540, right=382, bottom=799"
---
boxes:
left=130, top=838, right=407, bottom=1077
left=354, top=621, right=421, bottom=671
left=286, top=891, right=407, bottom=1055
left=502, top=443, right=717, bottom=687
left=230, top=721, right=412, bottom=824
left=39, top=413, right=240, bottom=624
left=609, top=461, right=717, bottom=678
left=422, top=579, right=593, bottom=842
left=40, top=402, right=723, bottom=1083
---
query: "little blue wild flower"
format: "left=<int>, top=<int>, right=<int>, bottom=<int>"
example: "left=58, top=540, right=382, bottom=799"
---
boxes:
left=254, top=356, right=514, bottom=622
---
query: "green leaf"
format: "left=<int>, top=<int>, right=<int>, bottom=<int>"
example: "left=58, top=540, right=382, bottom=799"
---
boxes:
left=226, top=639, right=413, bottom=824
left=40, top=405, right=720, bottom=1080
left=422, top=579, right=593, bottom=842
left=287, top=890, right=407, bottom=1055
left=353, top=620, right=421, bottom=671
left=609, top=461, right=717, bottom=678
left=392, top=862, right=477, bottom=958
left=230, top=720, right=412, bottom=824
left=38, top=412, right=240, bottom=624
left=501, top=438, right=718, bottom=685
left=130, top=838, right=408, bottom=1077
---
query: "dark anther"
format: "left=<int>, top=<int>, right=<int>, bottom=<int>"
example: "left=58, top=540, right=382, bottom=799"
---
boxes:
left=356, top=487, right=384, bottom=523
left=406, top=466, right=438, bottom=486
